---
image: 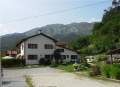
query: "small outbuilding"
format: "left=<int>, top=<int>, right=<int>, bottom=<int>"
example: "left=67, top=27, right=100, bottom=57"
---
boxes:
left=107, top=48, right=120, bottom=64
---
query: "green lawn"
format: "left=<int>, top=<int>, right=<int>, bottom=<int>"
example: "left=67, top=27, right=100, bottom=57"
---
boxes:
left=52, top=64, right=75, bottom=72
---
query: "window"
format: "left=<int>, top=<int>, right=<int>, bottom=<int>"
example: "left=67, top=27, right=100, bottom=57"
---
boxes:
left=57, top=49, right=64, bottom=52
left=28, top=44, right=38, bottom=49
left=45, top=55, right=53, bottom=59
left=71, top=55, right=77, bottom=59
left=45, top=55, right=51, bottom=58
left=44, top=44, right=53, bottom=49
left=28, top=55, right=38, bottom=60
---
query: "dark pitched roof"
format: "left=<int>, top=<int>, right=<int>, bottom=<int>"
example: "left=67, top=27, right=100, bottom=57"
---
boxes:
left=16, top=33, right=58, bottom=47
left=107, top=48, right=120, bottom=54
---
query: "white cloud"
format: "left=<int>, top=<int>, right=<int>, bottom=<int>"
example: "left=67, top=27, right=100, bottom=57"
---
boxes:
left=0, top=24, right=3, bottom=27
left=0, top=24, right=14, bottom=36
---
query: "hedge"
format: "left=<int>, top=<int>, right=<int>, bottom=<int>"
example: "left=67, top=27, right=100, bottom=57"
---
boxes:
left=101, top=64, right=120, bottom=80
left=1, top=58, right=25, bottom=68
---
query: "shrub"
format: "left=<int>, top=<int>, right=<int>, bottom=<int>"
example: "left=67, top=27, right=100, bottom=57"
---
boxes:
left=110, top=65, right=120, bottom=80
left=100, top=64, right=120, bottom=80
left=115, top=70, right=120, bottom=80
left=89, top=65, right=101, bottom=76
left=101, top=64, right=111, bottom=78
left=25, top=75, right=34, bottom=87
left=39, top=58, right=46, bottom=65
left=52, top=64, right=74, bottom=72
left=79, top=64, right=89, bottom=70
left=50, top=64, right=58, bottom=67
left=96, top=55, right=107, bottom=62
left=2, top=58, right=24, bottom=68
left=112, top=64, right=120, bottom=68
left=39, top=58, right=51, bottom=65
left=64, top=64, right=74, bottom=72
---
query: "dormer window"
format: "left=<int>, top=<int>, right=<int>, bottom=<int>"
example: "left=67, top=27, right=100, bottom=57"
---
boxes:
left=28, top=44, right=38, bottom=49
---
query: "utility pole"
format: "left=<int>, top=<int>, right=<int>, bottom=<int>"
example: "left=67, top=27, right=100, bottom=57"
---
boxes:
left=0, top=37, right=2, bottom=87
left=0, top=58, right=1, bottom=87
left=0, top=52, right=2, bottom=87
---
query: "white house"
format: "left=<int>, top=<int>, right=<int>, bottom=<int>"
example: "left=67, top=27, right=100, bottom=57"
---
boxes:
left=17, top=32, right=80, bottom=64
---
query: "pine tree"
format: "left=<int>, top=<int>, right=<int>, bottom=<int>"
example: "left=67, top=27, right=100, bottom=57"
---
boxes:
left=118, top=0, right=120, bottom=6
left=112, top=0, right=119, bottom=7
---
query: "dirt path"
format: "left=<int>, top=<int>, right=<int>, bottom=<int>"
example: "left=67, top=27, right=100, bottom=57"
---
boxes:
left=31, top=67, right=120, bottom=87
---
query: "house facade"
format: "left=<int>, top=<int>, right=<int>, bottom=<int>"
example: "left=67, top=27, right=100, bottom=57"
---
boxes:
left=0, top=49, right=17, bottom=57
left=17, top=32, right=80, bottom=64
left=6, top=49, right=17, bottom=57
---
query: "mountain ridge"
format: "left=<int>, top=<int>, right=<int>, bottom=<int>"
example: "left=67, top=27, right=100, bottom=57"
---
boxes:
left=0, top=22, right=94, bottom=51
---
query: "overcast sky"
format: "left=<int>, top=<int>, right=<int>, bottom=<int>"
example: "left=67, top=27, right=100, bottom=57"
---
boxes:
left=0, top=0, right=112, bottom=36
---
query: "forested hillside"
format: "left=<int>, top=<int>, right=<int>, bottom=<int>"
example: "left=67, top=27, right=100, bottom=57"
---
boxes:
left=69, top=0, right=120, bottom=54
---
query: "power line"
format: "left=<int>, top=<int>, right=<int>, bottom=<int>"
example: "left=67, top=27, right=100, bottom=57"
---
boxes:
left=4, top=0, right=110, bottom=24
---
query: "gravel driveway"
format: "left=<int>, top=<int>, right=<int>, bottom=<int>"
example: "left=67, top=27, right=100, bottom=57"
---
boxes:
left=2, top=67, right=120, bottom=87
left=31, top=67, right=120, bottom=87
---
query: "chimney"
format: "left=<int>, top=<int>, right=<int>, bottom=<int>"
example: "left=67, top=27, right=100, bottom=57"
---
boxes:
left=38, top=30, right=42, bottom=34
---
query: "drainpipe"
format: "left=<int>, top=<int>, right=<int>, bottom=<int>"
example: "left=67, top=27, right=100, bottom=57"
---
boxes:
left=0, top=37, right=2, bottom=87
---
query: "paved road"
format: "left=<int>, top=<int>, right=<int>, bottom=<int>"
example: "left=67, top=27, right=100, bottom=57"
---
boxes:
left=2, top=67, right=58, bottom=87
left=2, top=69, right=28, bottom=87
left=2, top=67, right=120, bottom=87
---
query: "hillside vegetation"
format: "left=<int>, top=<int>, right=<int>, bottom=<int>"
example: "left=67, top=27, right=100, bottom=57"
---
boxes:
left=69, top=1, right=120, bottom=54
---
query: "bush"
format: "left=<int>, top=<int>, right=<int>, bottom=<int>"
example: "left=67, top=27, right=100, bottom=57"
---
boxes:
left=79, top=64, right=89, bottom=70
left=39, top=58, right=46, bottom=65
left=110, top=65, right=120, bottom=80
left=101, top=64, right=111, bottom=78
left=100, top=64, right=120, bottom=80
left=2, top=59, right=24, bottom=68
left=89, top=65, right=101, bottom=76
left=64, top=64, right=74, bottom=72
left=52, top=64, right=74, bottom=72
left=96, top=55, right=107, bottom=62
left=50, top=64, right=58, bottom=67
left=115, top=70, right=120, bottom=80
left=39, top=58, right=51, bottom=65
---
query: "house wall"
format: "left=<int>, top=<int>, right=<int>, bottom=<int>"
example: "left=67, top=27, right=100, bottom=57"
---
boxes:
left=56, top=46, right=80, bottom=63
left=20, top=42, right=25, bottom=56
left=108, top=54, right=120, bottom=63
left=24, top=35, right=56, bottom=64
left=19, top=34, right=80, bottom=64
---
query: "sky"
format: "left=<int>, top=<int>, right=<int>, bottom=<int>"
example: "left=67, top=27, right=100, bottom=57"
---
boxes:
left=0, top=0, right=112, bottom=36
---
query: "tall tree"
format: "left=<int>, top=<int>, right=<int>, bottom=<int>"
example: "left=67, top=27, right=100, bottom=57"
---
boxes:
left=112, top=0, right=119, bottom=7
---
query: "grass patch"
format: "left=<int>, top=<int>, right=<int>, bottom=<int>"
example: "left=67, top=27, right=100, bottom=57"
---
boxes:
left=51, top=63, right=120, bottom=83
left=51, top=64, right=74, bottom=72
left=25, top=75, right=34, bottom=87
left=92, top=76, right=120, bottom=83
